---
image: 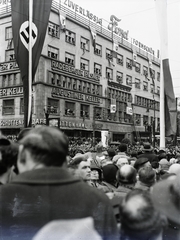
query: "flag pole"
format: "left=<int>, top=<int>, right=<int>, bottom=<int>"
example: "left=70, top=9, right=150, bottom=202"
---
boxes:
left=28, top=0, right=33, bottom=127
left=160, top=61, right=165, bottom=149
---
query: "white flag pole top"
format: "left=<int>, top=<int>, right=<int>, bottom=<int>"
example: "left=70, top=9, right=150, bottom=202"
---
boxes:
left=28, top=0, right=33, bottom=126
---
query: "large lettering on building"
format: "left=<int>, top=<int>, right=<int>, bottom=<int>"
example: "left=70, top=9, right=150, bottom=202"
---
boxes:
left=51, top=87, right=101, bottom=104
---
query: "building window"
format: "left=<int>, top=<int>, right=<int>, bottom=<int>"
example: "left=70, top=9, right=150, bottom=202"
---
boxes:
left=80, top=58, right=89, bottom=71
left=94, top=63, right=102, bottom=75
left=47, top=98, right=59, bottom=114
left=135, top=62, right=141, bottom=73
left=106, top=67, right=113, bottom=80
left=150, top=69, right=155, bottom=79
left=150, top=84, right=154, bottom=93
left=65, top=101, right=75, bottom=116
left=65, top=30, right=75, bottom=45
left=143, top=66, right=148, bottom=77
left=8, top=74, right=13, bottom=86
left=135, top=114, right=141, bottom=125
left=157, top=86, right=160, bottom=95
left=80, top=104, right=89, bottom=118
left=65, top=52, right=75, bottom=66
left=94, top=43, right=102, bottom=56
left=5, top=26, right=12, bottom=40
left=157, top=72, right=160, bottom=81
left=94, top=107, right=102, bottom=120
left=48, top=22, right=60, bottom=38
left=143, top=81, right=148, bottom=91
left=5, top=50, right=15, bottom=61
left=126, top=75, right=132, bottom=86
left=116, top=71, right=123, bottom=84
left=80, top=37, right=89, bottom=51
left=126, top=58, right=132, bottom=69
left=106, top=49, right=113, bottom=60
left=117, top=54, right=123, bottom=65
left=20, top=98, right=24, bottom=114
left=143, top=115, right=149, bottom=126
left=3, top=99, right=14, bottom=115
left=135, top=78, right=140, bottom=89
left=48, top=45, right=59, bottom=59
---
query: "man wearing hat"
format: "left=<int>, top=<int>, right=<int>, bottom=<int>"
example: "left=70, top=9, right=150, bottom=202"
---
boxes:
left=0, top=126, right=118, bottom=240
left=134, top=157, right=151, bottom=172
left=137, top=143, right=159, bottom=164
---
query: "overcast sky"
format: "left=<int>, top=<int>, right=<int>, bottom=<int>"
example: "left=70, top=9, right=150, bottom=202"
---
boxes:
left=59, top=0, right=180, bottom=97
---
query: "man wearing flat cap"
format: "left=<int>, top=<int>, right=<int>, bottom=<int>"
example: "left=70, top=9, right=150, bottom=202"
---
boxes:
left=0, top=126, right=118, bottom=240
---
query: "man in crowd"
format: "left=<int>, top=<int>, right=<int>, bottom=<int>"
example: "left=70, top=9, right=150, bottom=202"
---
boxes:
left=112, top=143, right=130, bottom=164
left=0, top=136, right=18, bottom=184
left=116, top=165, right=137, bottom=201
left=134, top=166, right=156, bottom=191
left=151, top=171, right=180, bottom=240
left=120, top=189, right=167, bottom=240
left=137, top=142, right=159, bottom=163
left=0, top=126, right=118, bottom=240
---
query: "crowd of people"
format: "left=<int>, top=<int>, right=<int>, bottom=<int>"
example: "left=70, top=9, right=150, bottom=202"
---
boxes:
left=0, top=126, right=180, bottom=240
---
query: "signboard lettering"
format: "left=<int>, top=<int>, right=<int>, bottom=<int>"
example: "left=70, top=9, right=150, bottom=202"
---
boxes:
left=0, top=61, right=19, bottom=72
left=51, top=87, right=101, bottom=103
left=0, top=87, right=23, bottom=96
left=63, top=0, right=102, bottom=25
left=51, top=60, right=100, bottom=81
left=132, top=38, right=154, bottom=55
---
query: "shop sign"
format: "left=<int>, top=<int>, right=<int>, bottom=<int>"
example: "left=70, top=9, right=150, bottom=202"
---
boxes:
left=51, top=87, right=102, bottom=104
left=132, top=38, right=155, bottom=55
left=51, top=60, right=100, bottom=81
left=0, top=118, right=46, bottom=127
left=63, top=0, right=102, bottom=25
left=0, top=0, right=10, bottom=6
left=0, top=87, right=23, bottom=97
left=108, top=15, right=129, bottom=40
left=60, top=120, right=103, bottom=130
left=0, top=61, right=19, bottom=72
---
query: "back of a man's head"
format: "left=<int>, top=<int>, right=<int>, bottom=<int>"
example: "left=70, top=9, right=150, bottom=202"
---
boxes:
left=0, top=137, right=18, bottom=175
left=138, top=167, right=156, bottom=186
left=19, top=126, right=69, bottom=167
left=118, top=143, right=127, bottom=153
left=120, top=189, right=167, bottom=240
left=118, top=165, right=137, bottom=184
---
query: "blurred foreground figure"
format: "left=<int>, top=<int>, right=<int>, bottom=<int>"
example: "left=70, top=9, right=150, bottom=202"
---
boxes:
left=0, top=136, right=18, bottom=183
left=0, top=126, right=118, bottom=240
left=120, top=189, right=167, bottom=240
left=151, top=171, right=180, bottom=240
left=33, top=217, right=102, bottom=240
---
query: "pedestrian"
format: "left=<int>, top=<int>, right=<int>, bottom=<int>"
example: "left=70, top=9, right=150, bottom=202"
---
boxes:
left=0, top=126, right=118, bottom=240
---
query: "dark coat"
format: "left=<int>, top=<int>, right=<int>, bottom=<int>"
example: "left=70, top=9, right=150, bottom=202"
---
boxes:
left=137, top=151, right=159, bottom=163
left=0, top=167, right=118, bottom=240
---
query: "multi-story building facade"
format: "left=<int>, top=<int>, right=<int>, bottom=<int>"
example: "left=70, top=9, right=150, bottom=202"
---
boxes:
left=0, top=0, right=160, bottom=143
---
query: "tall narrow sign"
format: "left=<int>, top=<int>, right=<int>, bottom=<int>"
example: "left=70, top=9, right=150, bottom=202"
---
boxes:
left=11, top=0, right=52, bottom=127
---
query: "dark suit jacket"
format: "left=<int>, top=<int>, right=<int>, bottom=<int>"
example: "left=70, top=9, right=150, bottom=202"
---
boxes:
left=137, top=151, right=159, bottom=163
left=0, top=167, right=118, bottom=240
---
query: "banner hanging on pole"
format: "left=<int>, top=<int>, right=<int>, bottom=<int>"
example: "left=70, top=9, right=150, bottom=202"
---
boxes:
left=11, top=0, right=52, bottom=127
left=155, top=0, right=177, bottom=137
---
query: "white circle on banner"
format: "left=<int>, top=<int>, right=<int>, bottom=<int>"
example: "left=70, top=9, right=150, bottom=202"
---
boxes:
left=111, top=105, right=116, bottom=112
left=19, top=21, right=38, bottom=50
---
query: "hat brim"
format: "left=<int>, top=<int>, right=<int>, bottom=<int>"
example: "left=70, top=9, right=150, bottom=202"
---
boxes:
left=143, top=147, right=153, bottom=152
left=151, top=177, right=180, bottom=225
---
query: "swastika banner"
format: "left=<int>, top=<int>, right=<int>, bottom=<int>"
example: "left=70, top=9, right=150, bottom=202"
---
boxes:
left=11, top=0, right=52, bottom=127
